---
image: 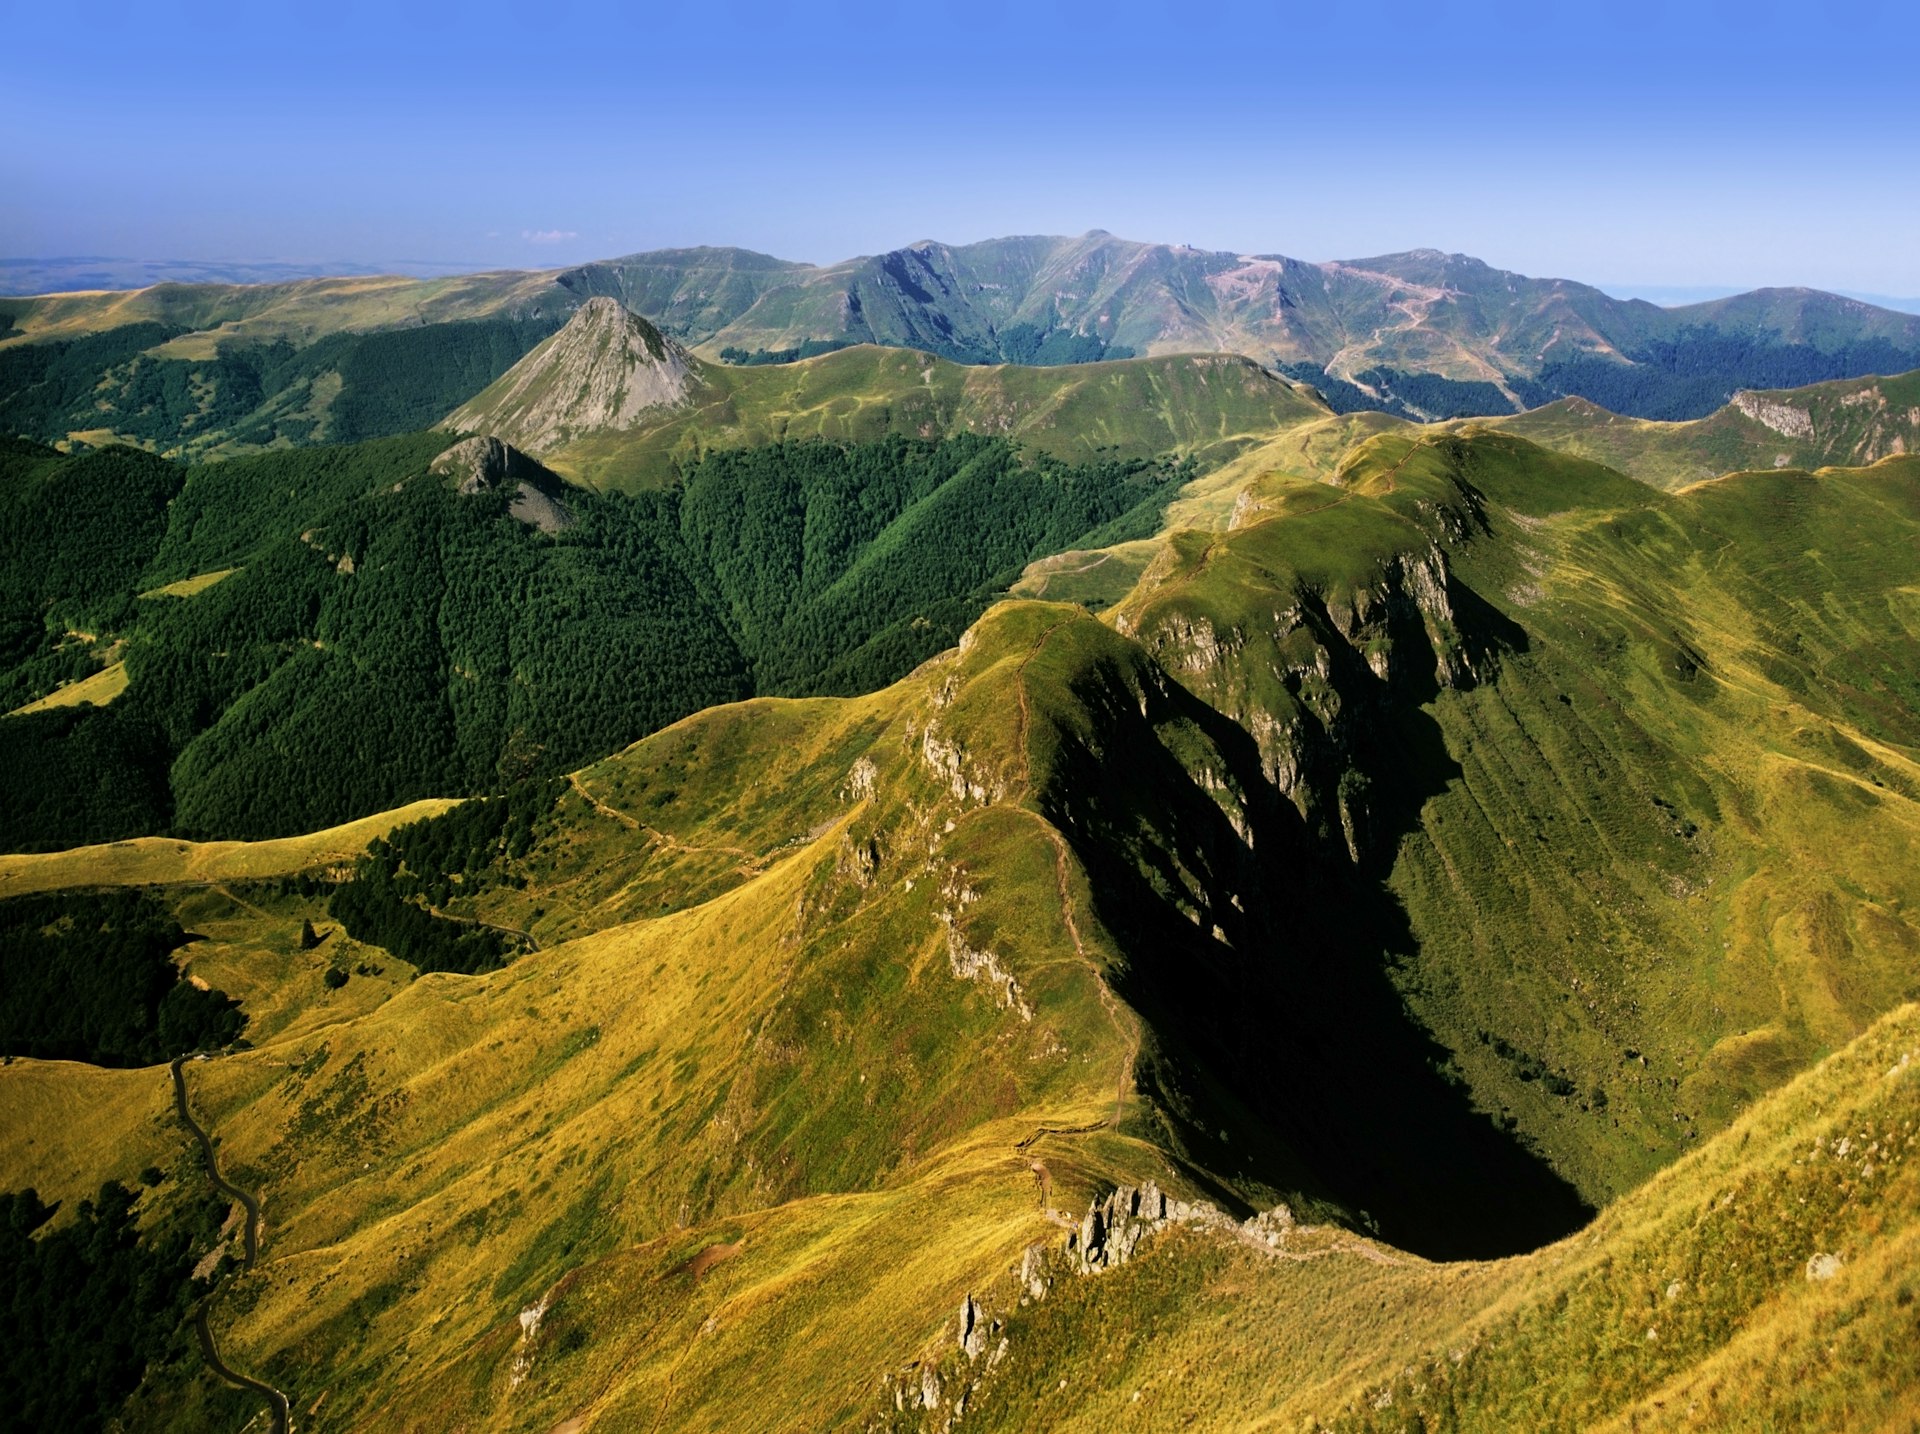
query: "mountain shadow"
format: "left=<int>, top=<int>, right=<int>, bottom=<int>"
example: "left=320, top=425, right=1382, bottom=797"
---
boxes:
left=1039, top=582, right=1591, bottom=1260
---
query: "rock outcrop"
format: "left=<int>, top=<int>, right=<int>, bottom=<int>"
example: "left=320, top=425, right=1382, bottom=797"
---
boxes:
left=430, top=435, right=576, bottom=532
left=444, top=296, right=699, bottom=456
left=1732, top=390, right=1815, bottom=440
left=1131, top=539, right=1478, bottom=866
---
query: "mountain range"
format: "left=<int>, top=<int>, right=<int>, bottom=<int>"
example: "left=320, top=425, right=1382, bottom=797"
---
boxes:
left=7, top=233, right=1920, bottom=454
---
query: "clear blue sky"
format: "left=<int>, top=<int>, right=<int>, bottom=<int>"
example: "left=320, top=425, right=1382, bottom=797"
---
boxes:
left=4, top=0, right=1916, bottom=294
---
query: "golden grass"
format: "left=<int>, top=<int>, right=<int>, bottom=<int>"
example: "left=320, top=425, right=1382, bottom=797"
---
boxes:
left=0, top=1059, right=178, bottom=1217
left=0, top=798, right=459, bottom=897
left=140, top=568, right=239, bottom=599
left=6, top=659, right=129, bottom=714
left=5, top=430, right=1919, bottom=1428
left=168, top=885, right=419, bottom=1048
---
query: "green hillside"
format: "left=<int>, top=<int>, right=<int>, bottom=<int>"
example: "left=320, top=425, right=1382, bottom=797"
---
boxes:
left=0, top=312, right=566, bottom=457
left=1487, top=368, right=1920, bottom=488
left=891, top=999, right=1920, bottom=1432
left=450, top=335, right=1331, bottom=492
left=4, top=326, right=1920, bottom=1434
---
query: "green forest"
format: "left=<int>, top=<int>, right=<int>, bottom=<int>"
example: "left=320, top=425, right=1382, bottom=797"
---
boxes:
left=0, top=1182, right=231, bottom=1432
left=0, top=316, right=561, bottom=452
left=329, top=780, right=560, bottom=975
left=0, top=890, right=244, bottom=1065
left=0, top=430, right=1180, bottom=847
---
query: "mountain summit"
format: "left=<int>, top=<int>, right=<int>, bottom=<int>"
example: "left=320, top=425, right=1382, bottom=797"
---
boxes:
left=443, top=296, right=698, bottom=455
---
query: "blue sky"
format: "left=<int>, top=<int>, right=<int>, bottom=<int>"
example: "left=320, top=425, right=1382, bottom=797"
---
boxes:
left=3, top=0, right=1916, bottom=295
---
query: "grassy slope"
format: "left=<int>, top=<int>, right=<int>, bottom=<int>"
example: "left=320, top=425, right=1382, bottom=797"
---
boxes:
left=1486, top=368, right=1920, bottom=489
left=488, top=345, right=1331, bottom=492
left=130, top=608, right=1147, bottom=1429
left=5, top=659, right=128, bottom=714
left=0, top=799, right=458, bottom=898
left=0, top=270, right=560, bottom=356
left=1011, top=409, right=1411, bottom=608
left=920, top=1000, right=1920, bottom=1432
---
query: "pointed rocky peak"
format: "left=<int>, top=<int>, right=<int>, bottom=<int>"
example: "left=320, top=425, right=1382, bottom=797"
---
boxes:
left=443, top=296, right=699, bottom=456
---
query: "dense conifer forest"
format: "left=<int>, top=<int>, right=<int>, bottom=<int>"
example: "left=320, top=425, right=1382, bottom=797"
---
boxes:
left=0, top=1183, right=228, bottom=1432
left=0, top=430, right=1179, bottom=847
left=0, top=890, right=244, bottom=1064
left=0, top=316, right=562, bottom=451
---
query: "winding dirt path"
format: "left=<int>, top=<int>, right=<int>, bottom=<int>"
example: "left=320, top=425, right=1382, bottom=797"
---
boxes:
left=171, top=1057, right=292, bottom=1433
left=567, top=772, right=765, bottom=873
left=426, top=905, right=541, bottom=951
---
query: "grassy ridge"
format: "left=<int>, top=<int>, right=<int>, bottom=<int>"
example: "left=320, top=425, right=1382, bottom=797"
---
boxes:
left=901, top=1001, right=1920, bottom=1432
left=1485, top=368, right=1920, bottom=488
left=484, top=344, right=1330, bottom=491
left=1112, top=434, right=1920, bottom=1209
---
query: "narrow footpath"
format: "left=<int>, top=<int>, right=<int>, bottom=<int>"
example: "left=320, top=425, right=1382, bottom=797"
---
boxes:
left=170, top=1056, right=293, bottom=1434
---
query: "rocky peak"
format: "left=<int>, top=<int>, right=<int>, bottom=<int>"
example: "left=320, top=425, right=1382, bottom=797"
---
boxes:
left=442, top=296, right=699, bottom=456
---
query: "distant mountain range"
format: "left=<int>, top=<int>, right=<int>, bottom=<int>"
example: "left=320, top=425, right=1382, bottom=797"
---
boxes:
left=1600, top=282, right=1920, bottom=314
left=6, top=233, right=1920, bottom=448
left=0, top=255, right=484, bottom=295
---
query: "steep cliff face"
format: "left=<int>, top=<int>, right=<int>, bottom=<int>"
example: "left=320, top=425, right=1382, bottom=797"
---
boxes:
left=1014, top=453, right=1591, bottom=1259
left=443, top=297, right=701, bottom=456
left=1127, top=542, right=1472, bottom=864
left=1111, top=453, right=1498, bottom=874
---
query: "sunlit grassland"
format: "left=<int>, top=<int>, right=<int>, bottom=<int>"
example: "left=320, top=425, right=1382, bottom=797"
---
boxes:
left=5, top=658, right=127, bottom=714
left=936, top=1002, right=1920, bottom=1432
left=0, top=798, right=458, bottom=897
left=1008, top=410, right=1416, bottom=611
left=0, top=1059, right=179, bottom=1215
left=1480, top=368, right=1920, bottom=490
left=168, top=884, right=416, bottom=1047
left=1111, top=433, right=1920, bottom=1206
left=139, top=567, right=239, bottom=599
left=1, top=421, right=1917, bottom=1428
left=60, top=609, right=1133, bottom=1428
left=1, top=270, right=558, bottom=355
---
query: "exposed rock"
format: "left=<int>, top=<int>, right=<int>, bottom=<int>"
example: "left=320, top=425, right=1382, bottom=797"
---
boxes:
left=510, top=1295, right=549, bottom=1388
left=444, top=297, right=700, bottom=456
left=919, top=724, right=1000, bottom=805
left=1140, top=541, right=1476, bottom=866
left=938, top=909, right=1032, bottom=1021
left=1732, top=391, right=1815, bottom=440
left=1018, top=1244, right=1050, bottom=1302
left=1066, top=1180, right=1220, bottom=1273
left=431, top=435, right=577, bottom=533
left=1806, top=1251, right=1843, bottom=1281
left=844, top=756, right=879, bottom=802
left=1063, top=1181, right=1307, bottom=1275
left=958, top=1294, right=985, bottom=1361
